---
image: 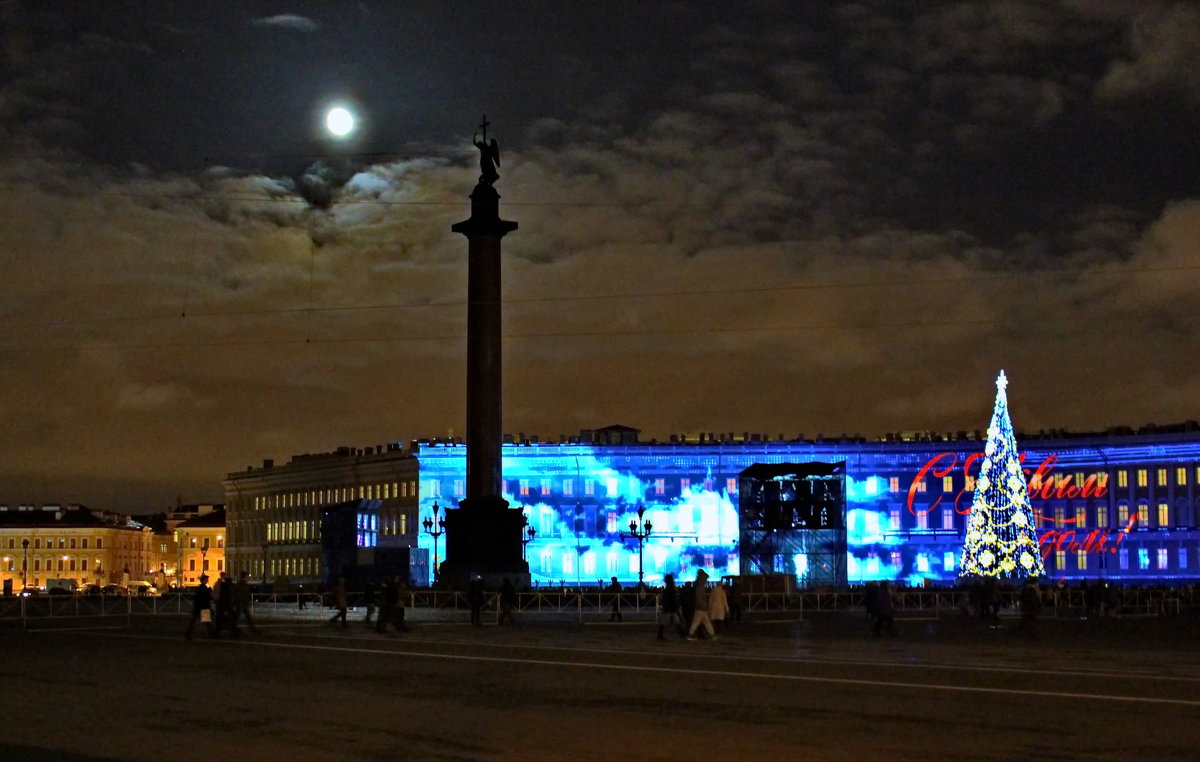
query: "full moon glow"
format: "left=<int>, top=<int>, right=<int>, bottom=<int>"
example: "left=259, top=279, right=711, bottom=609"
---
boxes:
left=325, top=107, right=355, bottom=137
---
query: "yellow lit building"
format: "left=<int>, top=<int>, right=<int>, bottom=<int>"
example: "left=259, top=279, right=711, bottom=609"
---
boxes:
left=173, top=508, right=227, bottom=587
left=0, top=504, right=156, bottom=592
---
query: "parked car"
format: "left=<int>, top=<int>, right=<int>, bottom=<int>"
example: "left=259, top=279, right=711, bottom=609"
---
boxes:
left=126, top=581, right=159, bottom=597
left=79, top=584, right=104, bottom=596
left=101, top=584, right=130, bottom=596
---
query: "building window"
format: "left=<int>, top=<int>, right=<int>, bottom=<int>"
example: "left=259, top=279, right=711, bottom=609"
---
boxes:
left=889, top=508, right=901, bottom=530
left=606, top=513, right=618, bottom=533
left=726, top=477, right=737, bottom=494
left=540, top=479, right=551, bottom=496
left=1074, top=506, right=1086, bottom=528
left=679, top=478, right=690, bottom=494
left=1074, top=550, right=1086, bottom=570
left=34, top=539, right=41, bottom=549
left=1157, top=468, right=1167, bottom=487
left=1137, top=469, right=1147, bottom=488
left=34, top=559, right=40, bottom=571
left=1118, top=471, right=1128, bottom=488
left=69, top=538, right=76, bottom=549
left=1055, top=551, right=1066, bottom=570
left=943, top=552, right=955, bottom=571
left=81, top=559, right=88, bottom=571
left=1177, top=467, right=1187, bottom=486
left=941, top=509, right=954, bottom=530
left=1137, top=505, right=1149, bottom=527
left=916, top=511, right=928, bottom=530
left=888, top=477, right=900, bottom=493
left=1138, top=548, right=1149, bottom=570
left=653, top=478, right=665, bottom=495
left=82, top=538, right=89, bottom=549
left=1179, top=547, right=1188, bottom=569
left=942, top=476, right=953, bottom=492
left=1096, top=505, right=1108, bottom=528
left=563, top=479, right=574, bottom=496
left=1117, top=504, right=1129, bottom=526
left=890, top=551, right=901, bottom=568
left=584, top=480, right=595, bottom=496
left=563, top=553, right=574, bottom=575
left=914, top=480, right=926, bottom=493
left=1157, top=548, right=1168, bottom=569
left=519, top=479, right=530, bottom=496
left=1157, top=503, right=1170, bottom=527
left=915, top=554, right=929, bottom=573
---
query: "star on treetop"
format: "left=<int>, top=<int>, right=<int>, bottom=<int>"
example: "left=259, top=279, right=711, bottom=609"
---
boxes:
left=996, top=370, right=1008, bottom=391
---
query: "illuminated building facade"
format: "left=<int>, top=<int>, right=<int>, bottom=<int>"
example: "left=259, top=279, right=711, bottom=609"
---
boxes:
left=225, top=424, right=1200, bottom=588
left=0, top=505, right=158, bottom=592
left=222, top=445, right=422, bottom=587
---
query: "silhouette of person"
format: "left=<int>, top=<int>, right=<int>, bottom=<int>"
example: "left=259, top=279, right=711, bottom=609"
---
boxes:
left=234, top=570, right=258, bottom=634
left=498, top=578, right=517, bottom=625
left=361, top=580, right=377, bottom=627
left=184, top=574, right=213, bottom=640
left=657, top=573, right=683, bottom=640
left=606, top=576, right=623, bottom=622
left=686, top=569, right=715, bottom=640
left=468, top=575, right=485, bottom=626
left=329, top=576, right=348, bottom=628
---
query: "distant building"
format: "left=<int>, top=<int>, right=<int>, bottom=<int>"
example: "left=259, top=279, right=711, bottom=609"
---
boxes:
left=0, top=504, right=156, bottom=592
left=222, top=445, right=422, bottom=588
left=173, top=506, right=227, bottom=588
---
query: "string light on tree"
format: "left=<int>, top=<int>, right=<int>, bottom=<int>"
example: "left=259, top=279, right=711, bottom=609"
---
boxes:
left=959, top=370, right=1046, bottom=580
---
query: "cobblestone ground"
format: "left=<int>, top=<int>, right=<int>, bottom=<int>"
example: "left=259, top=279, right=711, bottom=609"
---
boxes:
left=2, top=610, right=1198, bottom=761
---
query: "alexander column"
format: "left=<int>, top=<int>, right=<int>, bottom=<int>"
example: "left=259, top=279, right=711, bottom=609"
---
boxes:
left=438, top=116, right=530, bottom=590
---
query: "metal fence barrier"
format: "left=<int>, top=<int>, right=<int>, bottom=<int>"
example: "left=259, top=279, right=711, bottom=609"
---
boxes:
left=2, top=585, right=1195, bottom=624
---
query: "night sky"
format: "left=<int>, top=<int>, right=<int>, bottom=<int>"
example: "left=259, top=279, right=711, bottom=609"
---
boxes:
left=2, top=1, right=1199, bottom=512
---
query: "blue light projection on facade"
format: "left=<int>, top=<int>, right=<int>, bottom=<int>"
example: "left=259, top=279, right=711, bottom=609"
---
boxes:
left=409, top=434, right=1200, bottom=588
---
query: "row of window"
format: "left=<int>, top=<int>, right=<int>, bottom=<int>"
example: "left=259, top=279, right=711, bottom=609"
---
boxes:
left=252, top=481, right=419, bottom=511
left=4, top=556, right=105, bottom=572
left=859, top=547, right=1198, bottom=574
left=895, top=502, right=1185, bottom=532
left=4, top=537, right=104, bottom=550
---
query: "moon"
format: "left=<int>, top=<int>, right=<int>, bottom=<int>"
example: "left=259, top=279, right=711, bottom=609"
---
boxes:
left=325, top=106, right=355, bottom=137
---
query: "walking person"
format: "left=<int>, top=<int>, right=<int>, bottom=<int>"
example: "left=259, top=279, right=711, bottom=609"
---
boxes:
left=361, top=581, right=377, bottom=627
left=215, top=571, right=239, bottom=638
left=606, top=576, right=623, bottom=622
left=376, top=576, right=407, bottom=633
left=686, top=569, right=716, bottom=640
left=864, top=581, right=880, bottom=632
left=1013, top=578, right=1042, bottom=640
left=184, top=574, right=213, bottom=640
left=234, top=570, right=258, bottom=635
left=873, top=580, right=897, bottom=636
left=498, top=577, right=517, bottom=625
left=329, top=575, right=348, bottom=629
left=709, top=579, right=729, bottom=633
left=727, top=576, right=743, bottom=625
left=468, top=574, right=485, bottom=626
left=657, top=573, right=684, bottom=640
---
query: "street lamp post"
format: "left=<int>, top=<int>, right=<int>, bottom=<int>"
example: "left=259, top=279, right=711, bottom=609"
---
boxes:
left=21, top=538, right=29, bottom=595
left=422, top=502, right=445, bottom=585
left=521, top=517, right=537, bottom=562
left=621, top=504, right=653, bottom=591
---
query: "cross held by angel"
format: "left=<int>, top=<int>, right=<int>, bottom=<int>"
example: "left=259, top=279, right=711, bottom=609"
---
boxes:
left=473, top=115, right=500, bottom=185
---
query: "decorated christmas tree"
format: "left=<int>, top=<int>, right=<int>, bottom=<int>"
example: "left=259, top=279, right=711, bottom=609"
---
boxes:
left=959, top=370, right=1045, bottom=580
